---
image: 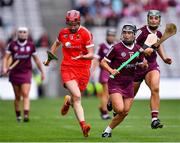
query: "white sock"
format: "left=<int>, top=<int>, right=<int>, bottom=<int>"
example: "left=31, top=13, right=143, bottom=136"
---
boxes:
left=152, top=117, right=158, bottom=122
left=104, top=126, right=112, bottom=133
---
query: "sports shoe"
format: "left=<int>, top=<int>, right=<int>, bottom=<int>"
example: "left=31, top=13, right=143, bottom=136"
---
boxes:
left=113, top=111, right=117, bottom=117
left=107, top=101, right=112, bottom=111
left=151, top=119, right=163, bottom=129
left=23, top=117, right=29, bottom=122
left=16, top=116, right=22, bottom=122
left=102, top=132, right=112, bottom=138
left=61, top=95, right=71, bottom=116
left=82, top=124, right=91, bottom=137
left=101, top=114, right=111, bottom=120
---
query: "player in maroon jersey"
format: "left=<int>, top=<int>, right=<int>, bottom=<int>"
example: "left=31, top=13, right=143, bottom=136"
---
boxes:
left=2, top=27, right=45, bottom=122
left=107, top=10, right=172, bottom=129
left=134, top=10, right=172, bottom=129
left=101, top=24, right=148, bottom=137
left=93, top=28, right=116, bottom=120
left=43, top=10, right=94, bottom=137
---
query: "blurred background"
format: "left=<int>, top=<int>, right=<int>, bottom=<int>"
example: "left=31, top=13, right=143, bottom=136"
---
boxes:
left=0, top=0, right=180, bottom=99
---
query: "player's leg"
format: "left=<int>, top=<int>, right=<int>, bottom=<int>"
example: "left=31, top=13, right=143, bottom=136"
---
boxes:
left=61, top=94, right=71, bottom=115
left=99, top=83, right=111, bottom=120
left=134, top=81, right=141, bottom=96
left=65, top=80, right=90, bottom=137
left=102, top=93, right=126, bottom=137
left=12, top=84, right=21, bottom=122
left=110, top=96, right=133, bottom=128
left=145, top=70, right=163, bottom=129
left=21, top=83, right=31, bottom=122
left=108, top=82, right=141, bottom=117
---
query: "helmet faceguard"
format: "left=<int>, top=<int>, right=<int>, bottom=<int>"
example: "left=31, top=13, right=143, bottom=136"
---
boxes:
left=147, top=10, right=161, bottom=30
left=121, top=24, right=136, bottom=46
left=66, top=10, right=80, bottom=33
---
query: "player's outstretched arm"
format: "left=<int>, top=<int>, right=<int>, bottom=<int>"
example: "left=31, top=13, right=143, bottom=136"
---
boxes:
left=43, top=40, right=60, bottom=66
left=157, top=44, right=172, bottom=64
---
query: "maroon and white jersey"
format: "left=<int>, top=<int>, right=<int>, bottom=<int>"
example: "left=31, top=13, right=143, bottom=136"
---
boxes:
left=6, top=40, right=36, bottom=84
left=97, top=42, right=113, bottom=62
left=136, top=25, right=162, bottom=63
left=104, top=41, right=143, bottom=98
left=96, top=42, right=114, bottom=83
left=105, top=41, right=143, bottom=81
left=134, top=25, right=162, bottom=82
left=7, top=40, right=36, bottom=73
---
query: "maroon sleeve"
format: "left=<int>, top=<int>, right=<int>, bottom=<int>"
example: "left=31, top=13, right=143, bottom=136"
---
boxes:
left=105, top=46, right=116, bottom=62
left=6, top=42, right=13, bottom=53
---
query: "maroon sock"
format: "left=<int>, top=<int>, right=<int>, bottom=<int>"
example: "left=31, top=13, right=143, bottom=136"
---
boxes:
left=79, top=121, right=86, bottom=130
left=16, top=111, right=21, bottom=117
left=24, top=110, right=29, bottom=118
left=99, top=107, right=108, bottom=115
left=151, top=111, right=159, bottom=120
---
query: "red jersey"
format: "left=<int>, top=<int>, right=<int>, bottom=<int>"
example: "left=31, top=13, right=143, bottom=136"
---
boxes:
left=57, top=26, right=94, bottom=68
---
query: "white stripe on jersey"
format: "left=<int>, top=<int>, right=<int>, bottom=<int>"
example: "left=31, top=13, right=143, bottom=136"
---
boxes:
left=86, top=44, right=94, bottom=48
left=104, top=57, right=111, bottom=63
left=136, top=29, right=142, bottom=39
left=106, top=46, right=114, bottom=57
left=56, top=38, right=61, bottom=44
left=32, top=51, right=37, bottom=55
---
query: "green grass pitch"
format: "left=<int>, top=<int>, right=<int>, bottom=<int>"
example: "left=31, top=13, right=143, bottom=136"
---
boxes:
left=0, top=97, right=180, bottom=142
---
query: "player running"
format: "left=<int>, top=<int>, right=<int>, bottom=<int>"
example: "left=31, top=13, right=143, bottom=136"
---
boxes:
left=2, top=27, right=45, bottom=122
left=101, top=24, right=148, bottom=137
left=134, top=10, right=172, bottom=129
left=93, top=28, right=116, bottom=120
left=44, top=10, right=94, bottom=137
left=107, top=10, right=172, bottom=129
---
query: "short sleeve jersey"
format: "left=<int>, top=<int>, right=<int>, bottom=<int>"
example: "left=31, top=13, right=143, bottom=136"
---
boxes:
left=58, top=26, right=94, bottom=68
left=105, top=42, right=143, bottom=81
left=7, top=40, right=36, bottom=73
left=98, top=43, right=112, bottom=62
left=136, top=25, right=162, bottom=63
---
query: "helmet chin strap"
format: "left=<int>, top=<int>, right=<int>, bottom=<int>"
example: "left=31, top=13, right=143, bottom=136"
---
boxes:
left=69, top=29, right=78, bottom=33
left=148, top=25, right=158, bottom=31
left=122, top=40, right=134, bottom=46
left=18, top=38, right=27, bottom=43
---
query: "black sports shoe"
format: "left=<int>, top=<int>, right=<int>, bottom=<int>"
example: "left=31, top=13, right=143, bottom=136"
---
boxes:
left=23, top=117, right=29, bottom=122
left=101, top=114, right=111, bottom=120
left=107, top=101, right=112, bottom=111
left=151, top=119, right=163, bottom=129
left=113, top=111, right=117, bottom=117
left=102, top=132, right=112, bottom=138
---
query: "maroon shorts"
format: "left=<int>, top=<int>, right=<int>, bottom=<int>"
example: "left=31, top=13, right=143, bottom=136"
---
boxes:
left=134, top=62, right=160, bottom=82
left=99, top=69, right=110, bottom=84
left=108, top=78, right=134, bottom=98
left=9, top=70, right=32, bottom=85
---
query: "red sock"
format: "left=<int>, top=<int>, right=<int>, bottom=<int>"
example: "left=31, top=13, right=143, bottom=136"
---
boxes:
left=79, top=121, right=86, bottom=129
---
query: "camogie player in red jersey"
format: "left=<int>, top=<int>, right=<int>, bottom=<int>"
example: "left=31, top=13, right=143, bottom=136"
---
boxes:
left=44, top=10, right=94, bottom=137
